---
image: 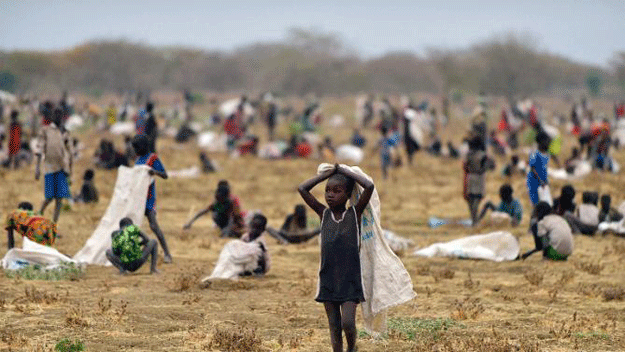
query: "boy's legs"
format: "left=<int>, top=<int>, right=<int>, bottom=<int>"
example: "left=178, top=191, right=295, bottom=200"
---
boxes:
left=139, top=239, right=159, bottom=273
left=146, top=209, right=172, bottom=262
left=7, top=229, right=15, bottom=250
left=53, top=198, right=63, bottom=223
left=340, top=301, right=358, bottom=352
left=105, top=249, right=127, bottom=274
left=477, top=201, right=495, bottom=222
left=323, top=302, right=343, bottom=352
left=468, top=195, right=482, bottom=226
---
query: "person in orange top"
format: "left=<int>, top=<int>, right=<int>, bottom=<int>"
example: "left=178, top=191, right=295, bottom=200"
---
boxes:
left=6, top=202, right=57, bottom=249
left=7, top=110, right=22, bottom=169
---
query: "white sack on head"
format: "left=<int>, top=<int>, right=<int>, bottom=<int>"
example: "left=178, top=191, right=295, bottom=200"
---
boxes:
left=413, top=231, right=519, bottom=262
left=2, top=238, right=75, bottom=269
left=317, top=163, right=416, bottom=334
left=73, top=165, right=152, bottom=265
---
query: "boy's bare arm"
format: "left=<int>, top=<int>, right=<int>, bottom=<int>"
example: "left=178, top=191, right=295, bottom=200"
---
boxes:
left=183, top=206, right=212, bottom=229
left=149, top=168, right=168, bottom=179
left=298, top=168, right=335, bottom=217
left=336, top=165, right=374, bottom=217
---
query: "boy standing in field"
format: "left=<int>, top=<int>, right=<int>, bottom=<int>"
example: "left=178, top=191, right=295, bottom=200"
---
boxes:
left=35, top=108, right=72, bottom=223
left=7, top=110, right=22, bottom=169
left=132, top=135, right=172, bottom=263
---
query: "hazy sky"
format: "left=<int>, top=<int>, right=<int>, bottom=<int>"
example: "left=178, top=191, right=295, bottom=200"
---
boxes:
left=1, top=0, right=624, bottom=67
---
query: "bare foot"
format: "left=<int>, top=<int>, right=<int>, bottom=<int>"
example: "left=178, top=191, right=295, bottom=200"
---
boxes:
left=150, top=269, right=160, bottom=275
left=163, top=255, right=173, bottom=264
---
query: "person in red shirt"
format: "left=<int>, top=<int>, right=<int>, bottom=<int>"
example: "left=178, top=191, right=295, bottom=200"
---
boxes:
left=7, top=110, right=22, bottom=169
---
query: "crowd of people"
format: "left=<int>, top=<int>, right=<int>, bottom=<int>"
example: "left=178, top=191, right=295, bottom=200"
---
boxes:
left=1, top=90, right=624, bottom=352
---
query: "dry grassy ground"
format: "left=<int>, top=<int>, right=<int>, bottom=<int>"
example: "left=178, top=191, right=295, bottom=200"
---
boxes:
left=1, top=99, right=625, bottom=351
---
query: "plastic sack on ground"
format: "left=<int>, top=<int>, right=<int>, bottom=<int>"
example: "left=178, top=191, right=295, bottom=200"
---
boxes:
left=413, top=231, right=519, bottom=262
left=73, top=165, right=152, bottom=265
left=317, top=163, right=415, bottom=335
left=548, top=161, right=592, bottom=181
left=2, top=238, right=75, bottom=269
left=198, top=131, right=227, bottom=152
left=201, top=240, right=263, bottom=281
left=110, top=122, right=135, bottom=135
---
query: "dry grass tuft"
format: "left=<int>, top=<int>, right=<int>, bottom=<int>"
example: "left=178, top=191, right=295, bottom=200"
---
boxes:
left=433, top=267, right=455, bottom=282
left=206, top=325, right=264, bottom=351
left=602, top=287, right=625, bottom=301
left=575, top=261, right=604, bottom=275
left=463, top=272, right=480, bottom=290
left=65, top=306, right=89, bottom=327
left=452, top=297, right=485, bottom=320
left=523, top=269, right=544, bottom=286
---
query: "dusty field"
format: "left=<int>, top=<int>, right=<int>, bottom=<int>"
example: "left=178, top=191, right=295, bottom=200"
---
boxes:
left=1, top=101, right=625, bottom=351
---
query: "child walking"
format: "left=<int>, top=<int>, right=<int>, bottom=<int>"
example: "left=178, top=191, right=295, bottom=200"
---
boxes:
left=298, top=164, right=374, bottom=352
left=132, top=135, right=172, bottom=263
left=526, top=132, right=551, bottom=207
left=35, top=108, right=72, bottom=223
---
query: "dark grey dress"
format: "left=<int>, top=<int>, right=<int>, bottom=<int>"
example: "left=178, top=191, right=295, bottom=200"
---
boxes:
left=315, top=207, right=365, bottom=303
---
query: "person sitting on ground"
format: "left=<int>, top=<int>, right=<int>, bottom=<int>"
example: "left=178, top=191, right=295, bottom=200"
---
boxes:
left=183, top=180, right=246, bottom=238
left=502, top=155, right=523, bottom=177
left=74, top=169, right=99, bottom=203
left=564, top=147, right=583, bottom=174
left=350, top=129, right=366, bottom=148
left=239, top=214, right=271, bottom=276
left=199, top=152, right=217, bottom=173
left=553, top=185, right=576, bottom=216
left=564, top=191, right=600, bottom=235
left=447, top=141, right=460, bottom=159
left=105, top=218, right=159, bottom=274
left=521, top=202, right=574, bottom=261
left=202, top=214, right=271, bottom=282
left=598, top=194, right=623, bottom=223
left=6, top=202, right=57, bottom=249
left=266, top=204, right=321, bottom=244
left=320, top=136, right=336, bottom=160
left=478, top=184, right=523, bottom=226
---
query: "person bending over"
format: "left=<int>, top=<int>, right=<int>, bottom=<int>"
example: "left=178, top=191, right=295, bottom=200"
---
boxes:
left=106, top=218, right=159, bottom=274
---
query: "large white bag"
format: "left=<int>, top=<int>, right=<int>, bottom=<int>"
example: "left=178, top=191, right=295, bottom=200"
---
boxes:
left=413, top=231, right=519, bottom=262
left=202, top=240, right=264, bottom=281
left=317, top=164, right=415, bottom=334
left=73, top=165, right=152, bottom=265
left=2, top=238, right=75, bottom=269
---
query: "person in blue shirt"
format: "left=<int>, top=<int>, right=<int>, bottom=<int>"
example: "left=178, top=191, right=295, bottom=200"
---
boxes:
left=526, top=132, right=551, bottom=207
left=132, top=135, right=172, bottom=263
left=478, top=184, right=523, bottom=226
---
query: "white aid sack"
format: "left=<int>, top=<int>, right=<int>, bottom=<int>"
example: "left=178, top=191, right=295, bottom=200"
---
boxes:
left=198, top=131, right=227, bottom=152
left=2, top=238, right=75, bottom=270
left=73, top=165, right=152, bottom=265
left=413, top=231, right=519, bottom=262
left=548, top=161, right=592, bottom=181
left=202, top=240, right=263, bottom=281
left=109, top=122, right=135, bottom=135
left=317, top=164, right=416, bottom=334
left=336, top=145, right=364, bottom=164
left=383, top=230, right=414, bottom=253
left=169, top=166, right=200, bottom=178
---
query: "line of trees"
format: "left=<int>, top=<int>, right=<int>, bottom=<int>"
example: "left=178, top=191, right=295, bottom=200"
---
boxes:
left=0, top=29, right=623, bottom=100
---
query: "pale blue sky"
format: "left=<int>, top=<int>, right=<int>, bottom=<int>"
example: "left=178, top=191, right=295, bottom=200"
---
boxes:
left=1, top=0, right=624, bottom=67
